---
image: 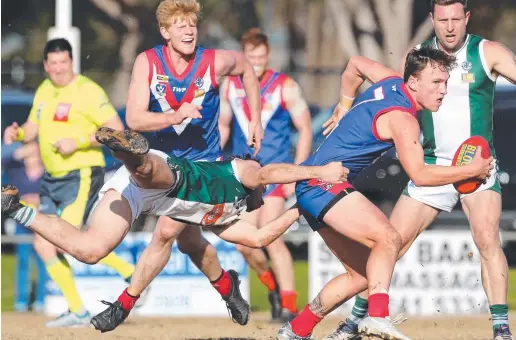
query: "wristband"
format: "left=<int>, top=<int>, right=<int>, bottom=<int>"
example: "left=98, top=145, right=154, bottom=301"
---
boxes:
left=338, top=95, right=355, bottom=111
left=76, top=135, right=91, bottom=150
left=16, top=127, right=25, bottom=142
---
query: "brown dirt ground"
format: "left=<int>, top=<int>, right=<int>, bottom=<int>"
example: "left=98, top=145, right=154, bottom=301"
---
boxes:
left=2, top=311, right=516, bottom=340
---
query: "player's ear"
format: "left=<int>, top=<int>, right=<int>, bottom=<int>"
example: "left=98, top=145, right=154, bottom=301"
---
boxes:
left=160, top=26, right=171, bottom=40
left=464, top=10, right=470, bottom=26
left=407, top=75, right=419, bottom=92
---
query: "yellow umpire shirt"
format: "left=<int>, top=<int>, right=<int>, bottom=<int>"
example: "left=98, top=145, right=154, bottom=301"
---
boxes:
left=28, top=75, right=117, bottom=176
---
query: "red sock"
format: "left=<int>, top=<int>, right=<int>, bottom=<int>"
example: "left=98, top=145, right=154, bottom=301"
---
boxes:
left=290, top=305, right=321, bottom=337
left=280, top=290, right=298, bottom=313
left=210, top=270, right=232, bottom=297
left=258, top=270, right=277, bottom=292
left=368, top=293, right=389, bottom=317
left=117, top=289, right=140, bottom=312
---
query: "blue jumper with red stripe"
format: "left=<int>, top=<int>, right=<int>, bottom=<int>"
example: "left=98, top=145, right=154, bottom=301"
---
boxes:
left=144, top=45, right=221, bottom=161
left=296, top=77, right=418, bottom=229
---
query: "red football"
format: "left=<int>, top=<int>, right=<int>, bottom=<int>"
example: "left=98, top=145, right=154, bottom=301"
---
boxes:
left=452, top=136, right=491, bottom=194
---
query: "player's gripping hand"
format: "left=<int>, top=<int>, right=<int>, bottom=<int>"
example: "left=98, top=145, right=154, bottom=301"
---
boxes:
left=470, top=146, right=494, bottom=183
left=322, top=105, right=348, bottom=136
left=169, top=103, right=203, bottom=125
left=320, top=162, right=350, bottom=183
left=247, top=121, right=264, bottom=157
left=4, top=122, right=20, bottom=145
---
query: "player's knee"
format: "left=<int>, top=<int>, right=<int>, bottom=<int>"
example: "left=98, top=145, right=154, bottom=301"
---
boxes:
left=472, top=227, right=501, bottom=254
left=154, top=224, right=179, bottom=245
left=383, top=225, right=402, bottom=253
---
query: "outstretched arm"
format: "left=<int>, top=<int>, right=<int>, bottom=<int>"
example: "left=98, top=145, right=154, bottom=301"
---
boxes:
left=238, top=161, right=349, bottom=190
left=387, top=110, right=493, bottom=186
left=485, top=40, right=516, bottom=84
left=323, top=56, right=400, bottom=135
left=215, top=50, right=263, bottom=155
left=211, top=205, right=300, bottom=248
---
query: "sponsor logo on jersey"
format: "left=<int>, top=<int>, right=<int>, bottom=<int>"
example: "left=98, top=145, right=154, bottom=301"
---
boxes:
left=156, top=74, right=169, bottom=83
left=173, top=87, right=187, bottom=93
left=36, top=103, right=44, bottom=120
left=194, top=89, right=206, bottom=98
left=53, top=103, right=71, bottom=122
left=461, top=73, right=475, bottom=83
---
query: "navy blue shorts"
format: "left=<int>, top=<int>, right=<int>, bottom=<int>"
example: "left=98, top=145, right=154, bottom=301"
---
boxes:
left=39, top=167, right=104, bottom=227
left=296, top=179, right=356, bottom=231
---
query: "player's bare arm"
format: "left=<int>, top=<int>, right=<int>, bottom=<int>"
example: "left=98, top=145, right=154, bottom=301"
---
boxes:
left=125, top=53, right=202, bottom=132
left=237, top=161, right=349, bottom=190
left=485, top=40, right=516, bottom=84
left=323, top=56, right=401, bottom=135
left=218, top=78, right=233, bottom=148
left=284, top=78, right=312, bottom=164
left=215, top=49, right=263, bottom=155
left=384, top=110, right=493, bottom=186
left=211, top=205, right=300, bottom=249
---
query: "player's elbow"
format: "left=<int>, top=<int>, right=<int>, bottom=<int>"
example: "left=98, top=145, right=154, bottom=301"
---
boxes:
left=247, top=235, right=266, bottom=249
left=410, top=173, right=431, bottom=187
left=125, top=114, right=140, bottom=130
left=79, top=247, right=109, bottom=265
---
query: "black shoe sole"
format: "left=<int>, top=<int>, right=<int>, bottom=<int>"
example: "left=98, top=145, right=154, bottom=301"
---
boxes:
left=95, top=127, right=149, bottom=155
left=1, top=185, right=21, bottom=215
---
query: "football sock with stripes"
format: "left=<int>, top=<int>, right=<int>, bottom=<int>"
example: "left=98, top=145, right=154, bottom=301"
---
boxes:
left=346, top=294, right=368, bottom=328
left=11, top=205, right=37, bottom=227
left=490, top=304, right=509, bottom=331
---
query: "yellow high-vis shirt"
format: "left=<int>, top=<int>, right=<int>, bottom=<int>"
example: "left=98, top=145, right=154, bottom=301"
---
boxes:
left=28, top=75, right=117, bottom=176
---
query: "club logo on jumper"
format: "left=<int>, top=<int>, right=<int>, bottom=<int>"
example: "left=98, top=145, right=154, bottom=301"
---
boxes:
left=462, top=61, right=473, bottom=72
left=202, top=204, right=224, bottom=226
left=194, top=77, right=204, bottom=89
left=156, top=84, right=167, bottom=96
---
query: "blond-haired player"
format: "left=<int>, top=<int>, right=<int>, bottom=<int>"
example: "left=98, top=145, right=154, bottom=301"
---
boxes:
left=105, top=0, right=263, bottom=326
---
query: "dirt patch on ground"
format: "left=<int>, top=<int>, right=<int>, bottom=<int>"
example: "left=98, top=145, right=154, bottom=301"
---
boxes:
left=2, top=311, right=515, bottom=339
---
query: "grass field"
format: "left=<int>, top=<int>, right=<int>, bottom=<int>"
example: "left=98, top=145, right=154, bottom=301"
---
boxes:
left=2, top=254, right=516, bottom=312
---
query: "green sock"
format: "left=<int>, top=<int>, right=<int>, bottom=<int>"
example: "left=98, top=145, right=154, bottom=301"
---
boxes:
left=490, top=304, right=509, bottom=330
left=347, top=295, right=368, bottom=326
